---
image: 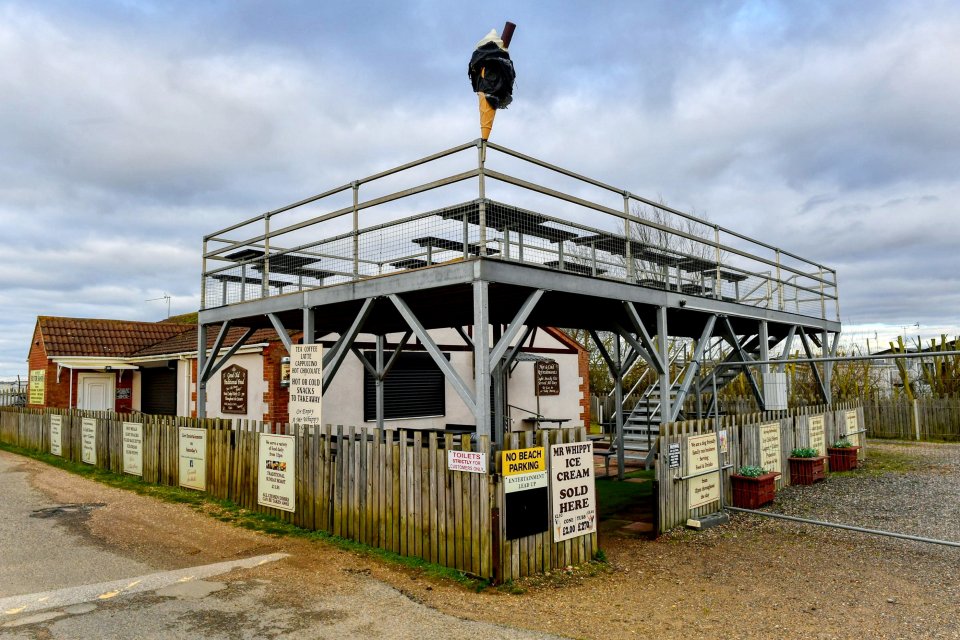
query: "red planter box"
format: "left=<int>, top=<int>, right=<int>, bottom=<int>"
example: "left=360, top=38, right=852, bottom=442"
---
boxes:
left=788, top=456, right=827, bottom=485
left=827, top=446, right=861, bottom=472
left=730, top=472, right=781, bottom=509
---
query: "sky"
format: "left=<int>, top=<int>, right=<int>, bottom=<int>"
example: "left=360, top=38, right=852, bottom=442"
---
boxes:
left=2, top=0, right=959, bottom=377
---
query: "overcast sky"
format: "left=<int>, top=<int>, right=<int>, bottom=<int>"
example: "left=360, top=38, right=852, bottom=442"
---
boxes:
left=2, top=0, right=959, bottom=377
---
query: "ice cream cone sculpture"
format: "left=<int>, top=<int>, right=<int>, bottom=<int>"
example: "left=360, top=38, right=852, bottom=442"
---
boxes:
left=468, top=22, right=516, bottom=140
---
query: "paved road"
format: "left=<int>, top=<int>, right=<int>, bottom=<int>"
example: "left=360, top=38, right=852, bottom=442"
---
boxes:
left=0, top=451, right=561, bottom=639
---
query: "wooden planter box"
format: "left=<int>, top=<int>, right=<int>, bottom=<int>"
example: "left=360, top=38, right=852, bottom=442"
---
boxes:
left=730, top=472, right=781, bottom=509
left=828, top=446, right=861, bottom=472
left=788, top=456, right=827, bottom=485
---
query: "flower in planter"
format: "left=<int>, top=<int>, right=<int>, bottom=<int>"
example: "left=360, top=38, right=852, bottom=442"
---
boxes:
left=832, top=438, right=853, bottom=448
left=791, top=447, right=820, bottom=458
left=736, top=465, right=768, bottom=478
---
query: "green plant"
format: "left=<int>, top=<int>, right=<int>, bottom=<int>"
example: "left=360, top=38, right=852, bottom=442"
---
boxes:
left=593, top=549, right=608, bottom=563
left=736, top=465, right=767, bottom=478
left=832, top=438, right=853, bottom=448
left=791, top=447, right=819, bottom=458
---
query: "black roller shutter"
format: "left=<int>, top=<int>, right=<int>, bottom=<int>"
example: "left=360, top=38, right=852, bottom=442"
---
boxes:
left=363, top=352, right=446, bottom=421
left=141, top=365, right=178, bottom=416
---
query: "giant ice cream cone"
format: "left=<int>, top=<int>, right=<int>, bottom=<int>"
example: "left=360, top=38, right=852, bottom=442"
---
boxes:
left=468, top=22, right=516, bottom=142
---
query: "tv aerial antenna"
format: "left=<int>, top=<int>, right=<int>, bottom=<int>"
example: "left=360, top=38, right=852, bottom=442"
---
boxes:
left=146, top=293, right=172, bottom=318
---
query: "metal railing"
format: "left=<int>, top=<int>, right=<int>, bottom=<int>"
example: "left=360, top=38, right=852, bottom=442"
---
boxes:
left=201, top=139, right=840, bottom=320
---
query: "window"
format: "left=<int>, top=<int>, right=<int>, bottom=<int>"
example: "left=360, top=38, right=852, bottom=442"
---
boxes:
left=362, top=351, right=446, bottom=421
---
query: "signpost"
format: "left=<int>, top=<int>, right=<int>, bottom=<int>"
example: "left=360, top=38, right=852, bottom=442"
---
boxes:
left=122, top=421, right=143, bottom=476
left=49, top=414, right=62, bottom=457
left=81, top=418, right=97, bottom=465
left=257, top=433, right=296, bottom=512
left=221, top=364, right=248, bottom=414
left=289, top=345, right=323, bottom=427
left=29, top=370, right=44, bottom=405
left=686, top=433, right=720, bottom=509
left=534, top=360, right=560, bottom=396
left=549, top=441, right=596, bottom=542
left=178, top=427, right=207, bottom=491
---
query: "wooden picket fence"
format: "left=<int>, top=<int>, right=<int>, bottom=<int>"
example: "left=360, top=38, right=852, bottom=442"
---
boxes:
left=656, top=401, right=864, bottom=532
left=862, top=396, right=960, bottom=441
left=0, top=407, right=595, bottom=582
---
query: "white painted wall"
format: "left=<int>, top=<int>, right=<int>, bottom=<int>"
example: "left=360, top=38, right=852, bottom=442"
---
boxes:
left=199, top=353, right=267, bottom=421
left=322, top=328, right=585, bottom=430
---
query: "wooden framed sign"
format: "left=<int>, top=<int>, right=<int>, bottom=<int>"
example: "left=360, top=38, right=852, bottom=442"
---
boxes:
left=221, top=364, right=248, bottom=415
left=535, top=360, right=560, bottom=396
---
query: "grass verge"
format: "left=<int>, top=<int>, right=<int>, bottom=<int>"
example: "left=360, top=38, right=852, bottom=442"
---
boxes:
left=0, top=440, right=488, bottom=590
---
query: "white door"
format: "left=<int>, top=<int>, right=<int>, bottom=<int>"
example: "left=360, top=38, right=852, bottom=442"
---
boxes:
left=78, top=373, right=114, bottom=411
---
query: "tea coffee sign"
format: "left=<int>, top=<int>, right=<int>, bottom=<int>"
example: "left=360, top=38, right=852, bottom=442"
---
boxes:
left=221, top=364, right=248, bottom=415
left=535, top=360, right=560, bottom=396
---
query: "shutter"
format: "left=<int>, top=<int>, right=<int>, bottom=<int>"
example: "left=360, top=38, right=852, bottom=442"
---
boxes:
left=141, top=365, right=178, bottom=416
left=363, top=352, right=446, bottom=421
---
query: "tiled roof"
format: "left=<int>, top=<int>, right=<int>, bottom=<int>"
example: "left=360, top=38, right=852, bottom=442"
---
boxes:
left=38, top=317, right=193, bottom=358
left=133, top=326, right=284, bottom=357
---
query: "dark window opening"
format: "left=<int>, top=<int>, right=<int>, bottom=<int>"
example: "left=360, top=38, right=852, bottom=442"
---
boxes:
left=363, top=351, right=446, bottom=421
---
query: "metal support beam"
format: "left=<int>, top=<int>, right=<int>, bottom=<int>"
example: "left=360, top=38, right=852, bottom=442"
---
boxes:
left=197, top=323, right=208, bottom=418
left=775, top=325, right=797, bottom=373
left=389, top=293, right=478, bottom=416
left=622, top=301, right=665, bottom=374
left=758, top=320, right=770, bottom=376
left=454, top=326, right=474, bottom=349
left=350, top=347, right=378, bottom=378
left=473, top=281, right=492, bottom=438
left=614, top=326, right=656, bottom=373
left=489, top=289, right=544, bottom=367
left=206, top=327, right=257, bottom=381
left=505, top=325, right=534, bottom=372
left=799, top=329, right=830, bottom=404
left=656, top=307, right=671, bottom=426
left=670, top=315, right=717, bottom=421
left=198, top=321, right=231, bottom=383
left=382, top=331, right=412, bottom=378
left=322, top=297, right=375, bottom=393
left=302, top=307, right=315, bottom=344
left=612, top=336, right=625, bottom=480
left=376, top=335, right=385, bottom=429
left=267, top=313, right=293, bottom=354
left=719, top=317, right=765, bottom=410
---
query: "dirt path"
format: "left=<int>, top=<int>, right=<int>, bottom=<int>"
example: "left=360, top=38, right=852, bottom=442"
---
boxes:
left=5, top=441, right=960, bottom=639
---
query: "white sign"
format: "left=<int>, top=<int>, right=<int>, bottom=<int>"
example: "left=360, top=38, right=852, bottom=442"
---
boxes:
left=179, top=427, right=207, bottom=491
left=447, top=449, right=487, bottom=473
left=759, top=422, right=782, bottom=474
left=288, top=344, right=323, bottom=427
left=50, top=415, right=62, bottom=457
left=81, top=418, right=97, bottom=465
left=808, top=415, right=826, bottom=457
left=122, top=421, right=143, bottom=477
left=845, top=410, right=860, bottom=447
left=686, top=433, right=720, bottom=509
left=258, top=433, right=296, bottom=512
left=504, top=470, right=548, bottom=494
left=549, top=441, right=596, bottom=542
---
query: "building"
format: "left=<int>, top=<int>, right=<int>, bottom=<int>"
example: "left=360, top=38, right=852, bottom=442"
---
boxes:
left=25, top=315, right=590, bottom=429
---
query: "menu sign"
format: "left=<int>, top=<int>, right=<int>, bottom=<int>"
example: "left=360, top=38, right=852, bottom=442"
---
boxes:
left=221, top=364, right=248, bottom=415
left=535, top=360, right=560, bottom=396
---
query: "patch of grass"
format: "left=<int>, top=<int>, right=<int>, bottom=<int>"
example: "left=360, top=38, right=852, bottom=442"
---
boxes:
left=0, top=440, right=487, bottom=591
left=858, top=448, right=922, bottom=474
left=596, top=470, right=654, bottom=520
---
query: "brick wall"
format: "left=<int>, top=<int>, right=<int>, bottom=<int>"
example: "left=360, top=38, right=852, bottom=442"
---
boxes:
left=578, top=348, right=591, bottom=427
left=263, top=338, right=297, bottom=424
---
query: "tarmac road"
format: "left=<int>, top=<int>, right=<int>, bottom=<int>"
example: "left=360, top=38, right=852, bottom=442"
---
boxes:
left=0, top=450, right=561, bottom=639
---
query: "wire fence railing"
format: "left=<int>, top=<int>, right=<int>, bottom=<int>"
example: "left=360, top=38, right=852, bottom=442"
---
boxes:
left=202, top=140, right=839, bottom=320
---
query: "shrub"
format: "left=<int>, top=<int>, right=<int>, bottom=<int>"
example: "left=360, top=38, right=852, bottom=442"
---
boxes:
left=737, top=465, right=767, bottom=478
left=832, top=438, right=853, bottom=448
left=791, top=447, right=819, bottom=458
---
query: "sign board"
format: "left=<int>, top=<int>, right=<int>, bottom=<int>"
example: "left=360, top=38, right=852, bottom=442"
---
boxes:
left=447, top=449, right=486, bottom=473
left=844, top=410, right=860, bottom=447
left=29, top=369, right=45, bottom=405
left=759, top=422, right=782, bottom=474
left=81, top=418, right=97, bottom=465
left=288, top=344, right=323, bottom=427
left=501, top=447, right=546, bottom=476
left=808, top=415, right=826, bottom=457
left=550, top=441, right=596, bottom=542
left=686, top=433, right=720, bottom=509
left=534, top=360, right=560, bottom=396
left=115, top=387, right=132, bottom=400
left=50, top=415, right=63, bottom=457
left=122, top=421, right=143, bottom=476
left=504, top=470, right=548, bottom=494
left=280, top=357, right=291, bottom=388
left=220, top=364, right=248, bottom=415
left=718, top=429, right=729, bottom=455
left=178, top=427, right=207, bottom=491
left=258, top=433, right=296, bottom=512
left=668, top=442, right=681, bottom=469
